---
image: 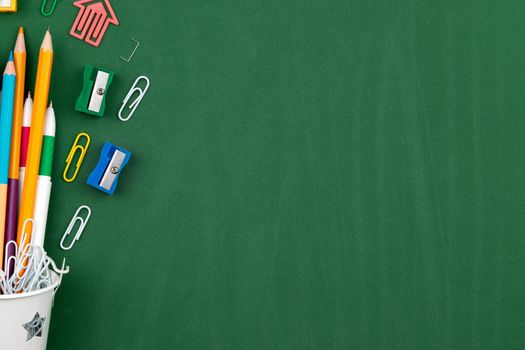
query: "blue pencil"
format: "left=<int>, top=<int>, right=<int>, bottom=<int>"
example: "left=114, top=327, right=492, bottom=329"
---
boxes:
left=0, top=52, right=17, bottom=268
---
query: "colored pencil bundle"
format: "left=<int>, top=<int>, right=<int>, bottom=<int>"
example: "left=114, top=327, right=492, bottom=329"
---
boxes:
left=0, top=28, right=55, bottom=277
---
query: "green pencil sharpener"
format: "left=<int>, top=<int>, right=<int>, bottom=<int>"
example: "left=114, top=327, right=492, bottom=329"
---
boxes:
left=75, top=64, right=114, bottom=117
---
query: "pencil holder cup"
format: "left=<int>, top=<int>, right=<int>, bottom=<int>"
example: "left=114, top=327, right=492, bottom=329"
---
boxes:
left=0, top=271, right=61, bottom=349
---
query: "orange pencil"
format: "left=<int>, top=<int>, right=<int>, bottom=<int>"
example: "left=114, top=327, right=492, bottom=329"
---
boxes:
left=17, top=30, right=53, bottom=246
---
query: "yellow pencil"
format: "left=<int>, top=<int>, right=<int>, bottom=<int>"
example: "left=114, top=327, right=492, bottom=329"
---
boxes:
left=17, top=30, right=53, bottom=246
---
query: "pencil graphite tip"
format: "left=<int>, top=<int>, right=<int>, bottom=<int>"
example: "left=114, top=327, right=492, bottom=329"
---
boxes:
left=8, top=51, right=13, bottom=61
left=27, top=91, right=31, bottom=99
left=18, top=27, right=23, bottom=34
left=49, top=101, right=53, bottom=108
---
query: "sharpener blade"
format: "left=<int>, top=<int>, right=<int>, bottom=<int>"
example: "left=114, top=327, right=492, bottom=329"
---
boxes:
left=99, top=150, right=127, bottom=191
left=88, top=70, right=110, bottom=113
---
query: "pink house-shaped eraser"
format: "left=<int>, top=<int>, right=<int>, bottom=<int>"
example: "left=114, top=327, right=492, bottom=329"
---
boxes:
left=70, top=0, right=119, bottom=47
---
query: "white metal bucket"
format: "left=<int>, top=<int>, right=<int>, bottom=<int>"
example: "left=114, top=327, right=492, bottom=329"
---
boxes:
left=0, top=271, right=60, bottom=349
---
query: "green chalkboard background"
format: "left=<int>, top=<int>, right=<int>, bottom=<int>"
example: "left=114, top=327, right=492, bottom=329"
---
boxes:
left=2, top=0, right=525, bottom=349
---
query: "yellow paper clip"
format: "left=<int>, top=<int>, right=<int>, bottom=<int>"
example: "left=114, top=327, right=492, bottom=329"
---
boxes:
left=63, top=132, right=91, bottom=183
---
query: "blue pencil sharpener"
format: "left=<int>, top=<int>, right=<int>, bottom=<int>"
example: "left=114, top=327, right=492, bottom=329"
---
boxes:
left=87, top=142, right=131, bottom=195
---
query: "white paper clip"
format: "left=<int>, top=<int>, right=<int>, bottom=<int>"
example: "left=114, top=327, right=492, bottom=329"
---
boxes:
left=118, top=76, right=150, bottom=122
left=60, top=205, right=92, bottom=251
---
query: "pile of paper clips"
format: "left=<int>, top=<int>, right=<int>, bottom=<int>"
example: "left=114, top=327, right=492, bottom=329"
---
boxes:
left=0, top=219, right=69, bottom=295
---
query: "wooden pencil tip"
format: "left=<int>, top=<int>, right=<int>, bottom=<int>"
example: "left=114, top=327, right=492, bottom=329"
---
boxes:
left=15, top=26, right=26, bottom=53
left=15, top=30, right=26, bottom=53
left=41, top=30, right=53, bottom=52
left=4, top=58, right=15, bottom=75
